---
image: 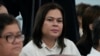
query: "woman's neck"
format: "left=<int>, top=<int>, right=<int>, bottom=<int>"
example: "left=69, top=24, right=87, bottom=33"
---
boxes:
left=42, top=37, right=56, bottom=48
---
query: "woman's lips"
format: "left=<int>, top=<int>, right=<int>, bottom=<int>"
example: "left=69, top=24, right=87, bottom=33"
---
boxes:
left=13, top=46, right=22, bottom=51
left=51, top=29, right=59, bottom=33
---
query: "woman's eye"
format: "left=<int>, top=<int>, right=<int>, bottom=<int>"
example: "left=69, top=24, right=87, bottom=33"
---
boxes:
left=5, top=35, right=12, bottom=38
left=16, top=34, right=22, bottom=38
left=47, top=19, right=52, bottom=21
left=57, top=19, right=63, bottom=22
left=46, top=17, right=53, bottom=21
left=5, top=35, right=14, bottom=41
left=58, top=20, right=62, bottom=22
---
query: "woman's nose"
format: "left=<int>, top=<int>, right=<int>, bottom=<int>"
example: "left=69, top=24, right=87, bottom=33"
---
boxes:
left=52, top=20, right=58, bottom=26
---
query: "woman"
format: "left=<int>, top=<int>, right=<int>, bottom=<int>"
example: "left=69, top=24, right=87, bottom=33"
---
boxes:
left=77, top=5, right=100, bottom=55
left=87, top=17, right=100, bottom=56
left=20, top=3, right=80, bottom=56
left=76, top=3, right=91, bottom=37
left=0, top=13, right=24, bottom=56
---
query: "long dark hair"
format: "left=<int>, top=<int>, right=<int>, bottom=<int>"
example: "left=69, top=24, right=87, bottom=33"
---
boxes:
left=77, top=5, right=100, bottom=55
left=82, top=6, right=100, bottom=42
left=92, top=17, right=100, bottom=49
left=32, top=3, right=66, bottom=54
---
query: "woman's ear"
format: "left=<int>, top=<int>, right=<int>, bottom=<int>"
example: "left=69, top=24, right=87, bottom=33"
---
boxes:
left=89, top=24, right=93, bottom=30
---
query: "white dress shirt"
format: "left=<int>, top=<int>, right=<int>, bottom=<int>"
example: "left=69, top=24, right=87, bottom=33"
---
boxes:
left=20, top=38, right=81, bottom=56
left=87, top=47, right=100, bottom=56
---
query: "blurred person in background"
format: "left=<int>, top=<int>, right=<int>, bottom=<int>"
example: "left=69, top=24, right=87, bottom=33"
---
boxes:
left=87, top=17, right=100, bottom=56
left=76, top=3, right=91, bottom=37
left=77, top=5, right=100, bottom=56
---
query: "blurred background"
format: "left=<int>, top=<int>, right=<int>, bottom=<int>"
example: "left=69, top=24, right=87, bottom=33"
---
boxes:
left=75, top=0, right=100, bottom=5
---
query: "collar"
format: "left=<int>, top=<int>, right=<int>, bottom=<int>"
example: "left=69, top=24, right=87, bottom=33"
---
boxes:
left=41, top=40, right=58, bottom=50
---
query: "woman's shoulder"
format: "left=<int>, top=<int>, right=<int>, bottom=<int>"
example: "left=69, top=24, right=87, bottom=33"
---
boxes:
left=20, top=40, right=36, bottom=56
left=64, top=38, right=77, bottom=48
left=63, top=38, right=81, bottom=55
left=64, top=38, right=75, bottom=44
left=22, top=40, right=36, bottom=51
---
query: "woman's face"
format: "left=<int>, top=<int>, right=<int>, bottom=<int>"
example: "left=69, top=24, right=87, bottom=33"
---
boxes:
left=0, top=23, right=23, bottom=56
left=42, top=9, right=63, bottom=39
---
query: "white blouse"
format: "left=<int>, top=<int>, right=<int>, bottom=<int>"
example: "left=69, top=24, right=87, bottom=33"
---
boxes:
left=87, top=47, right=100, bottom=56
left=20, top=38, right=81, bottom=56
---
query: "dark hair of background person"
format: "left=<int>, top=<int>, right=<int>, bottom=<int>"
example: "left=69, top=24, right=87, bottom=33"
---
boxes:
left=32, top=3, right=66, bottom=54
left=76, top=3, right=91, bottom=37
left=92, top=17, right=100, bottom=49
left=77, top=5, right=100, bottom=55
left=76, top=3, right=91, bottom=16
left=0, top=13, right=20, bottom=37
